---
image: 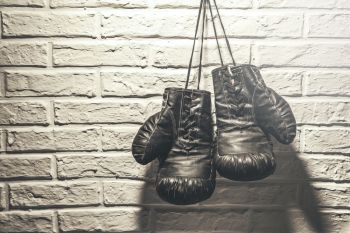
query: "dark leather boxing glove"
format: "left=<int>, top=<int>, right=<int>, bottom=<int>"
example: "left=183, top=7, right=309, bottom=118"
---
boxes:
left=243, top=66, right=296, bottom=144
left=132, top=89, right=175, bottom=165
left=132, top=111, right=173, bottom=165
left=253, top=87, right=296, bottom=144
left=155, top=88, right=216, bottom=205
left=212, top=65, right=277, bottom=181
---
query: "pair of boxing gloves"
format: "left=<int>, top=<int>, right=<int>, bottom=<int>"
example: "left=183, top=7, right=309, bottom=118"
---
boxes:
left=132, top=64, right=296, bottom=205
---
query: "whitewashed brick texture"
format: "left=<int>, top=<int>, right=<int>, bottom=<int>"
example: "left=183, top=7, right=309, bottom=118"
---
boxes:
left=0, top=0, right=349, bottom=232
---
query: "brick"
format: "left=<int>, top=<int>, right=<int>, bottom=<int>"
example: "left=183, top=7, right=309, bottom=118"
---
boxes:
left=5, top=70, right=97, bottom=97
left=101, top=69, right=187, bottom=97
left=104, top=180, right=162, bottom=205
left=306, top=72, right=350, bottom=96
left=0, top=184, right=4, bottom=210
left=102, top=126, right=138, bottom=151
left=302, top=183, right=350, bottom=208
left=0, top=73, right=5, bottom=97
left=154, top=0, right=252, bottom=9
left=0, top=13, right=2, bottom=40
left=155, top=209, right=249, bottom=232
left=0, top=42, right=47, bottom=66
left=260, top=69, right=303, bottom=96
left=250, top=208, right=330, bottom=233
left=255, top=43, right=350, bottom=68
left=304, top=129, right=350, bottom=154
left=0, top=211, right=53, bottom=232
left=308, top=14, right=350, bottom=38
left=57, top=154, right=155, bottom=180
left=0, top=101, right=48, bottom=125
left=2, top=12, right=96, bottom=37
left=285, top=209, right=350, bottom=233
left=54, top=100, right=161, bottom=124
left=6, top=128, right=99, bottom=152
left=290, top=101, right=350, bottom=125
left=53, top=41, right=148, bottom=67
left=206, top=182, right=298, bottom=206
left=258, top=0, right=350, bottom=9
left=340, top=224, right=350, bottom=233
left=322, top=211, right=350, bottom=233
left=217, top=12, right=302, bottom=38
left=101, top=10, right=196, bottom=38
left=0, top=155, right=51, bottom=179
left=291, top=210, right=327, bottom=233
left=250, top=209, right=295, bottom=233
left=153, top=40, right=250, bottom=68
left=0, top=0, right=45, bottom=7
left=272, top=153, right=350, bottom=181
left=102, top=11, right=301, bottom=38
left=10, top=182, right=99, bottom=208
left=50, top=0, right=147, bottom=8
left=58, top=208, right=149, bottom=232
left=302, top=156, right=350, bottom=181
left=252, top=209, right=350, bottom=233
left=0, top=130, right=3, bottom=152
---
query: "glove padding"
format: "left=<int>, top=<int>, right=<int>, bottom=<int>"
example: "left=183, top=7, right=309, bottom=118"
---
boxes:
left=212, top=65, right=296, bottom=181
left=132, top=88, right=216, bottom=205
left=213, top=126, right=276, bottom=181
left=212, top=65, right=282, bottom=181
left=243, top=66, right=297, bottom=144
left=253, top=87, right=296, bottom=144
left=155, top=88, right=216, bottom=205
left=132, top=110, right=174, bottom=165
left=156, top=171, right=216, bottom=205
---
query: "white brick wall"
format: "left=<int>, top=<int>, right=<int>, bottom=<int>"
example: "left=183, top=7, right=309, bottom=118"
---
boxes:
left=0, top=0, right=349, bottom=232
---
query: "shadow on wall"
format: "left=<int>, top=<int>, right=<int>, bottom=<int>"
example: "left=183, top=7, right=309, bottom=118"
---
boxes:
left=136, top=144, right=334, bottom=233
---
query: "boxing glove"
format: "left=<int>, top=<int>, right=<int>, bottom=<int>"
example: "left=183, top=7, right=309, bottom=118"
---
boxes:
left=212, top=65, right=277, bottom=181
left=155, top=88, right=216, bottom=205
left=132, top=89, right=176, bottom=165
left=243, top=66, right=296, bottom=144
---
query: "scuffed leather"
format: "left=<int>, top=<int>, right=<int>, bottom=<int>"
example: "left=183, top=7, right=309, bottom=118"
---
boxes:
left=156, top=88, right=216, bottom=205
left=238, top=65, right=296, bottom=143
left=132, top=111, right=174, bottom=165
left=253, top=87, right=296, bottom=144
left=212, top=64, right=278, bottom=181
left=132, top=89, right=176, bottom=165
left=132, top=87, right=216, bottom=205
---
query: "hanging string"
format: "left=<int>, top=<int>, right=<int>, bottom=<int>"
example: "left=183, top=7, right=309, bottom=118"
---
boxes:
left=179, top=0, right=206, bottom=139
left=185, top=0, right=205, bottom=89
left=211, top=0, right=236, bottom=66
left=197, top=0, right=207, bottom=90
left=208, top=0, right=223, bottom=66
left=185, top=0, right=237, bottom=90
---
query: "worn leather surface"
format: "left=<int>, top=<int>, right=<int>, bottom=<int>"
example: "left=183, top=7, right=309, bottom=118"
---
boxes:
left=240, top=65, right=296, bottom=144
left=254, top=87, right=296, bottom=144
left=132, top=111, right=174, bottom=165
left=132, top=89, right=176, bottom=165
left=212, top=64, right=278, bottom=181
left=156, top=88, right=216, bottom=205
left=132, top=87, right=216, bottom=205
